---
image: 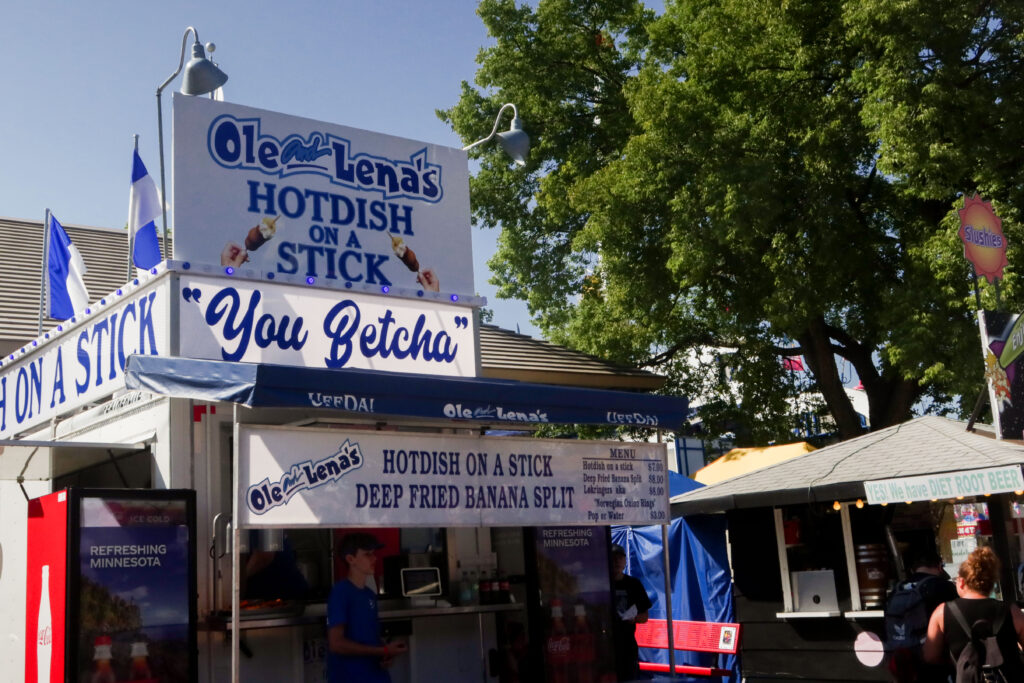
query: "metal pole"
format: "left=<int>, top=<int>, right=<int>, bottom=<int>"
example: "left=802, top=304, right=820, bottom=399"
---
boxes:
left=662, top=522, right=675, bottom=678
left=156, top=91, right=169, bottom=260
left=38, top=208, right=51, bottom=335
left=231, top=404, right=240, bottom=682
left=128, top=135, right=139, bottom=281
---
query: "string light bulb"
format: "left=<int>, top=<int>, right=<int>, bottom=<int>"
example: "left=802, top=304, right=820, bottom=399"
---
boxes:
left=855, top=499, right=864, bottom=509
left=833, top=500, right=841, bottom=511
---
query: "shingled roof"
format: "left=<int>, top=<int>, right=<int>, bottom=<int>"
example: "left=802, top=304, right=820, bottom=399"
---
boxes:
left=671, top=416, right=1021, bottom=514
left=0, top=216, right=661, bottom=391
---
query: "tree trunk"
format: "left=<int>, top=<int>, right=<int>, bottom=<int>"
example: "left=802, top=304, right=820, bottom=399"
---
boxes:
left=798, top=317, right=865, bottom=440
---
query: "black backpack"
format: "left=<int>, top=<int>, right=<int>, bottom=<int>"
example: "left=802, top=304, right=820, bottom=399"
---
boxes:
left=946, top=601, right=1008, bottom=683
left=885, top=576, right=941, bottom=650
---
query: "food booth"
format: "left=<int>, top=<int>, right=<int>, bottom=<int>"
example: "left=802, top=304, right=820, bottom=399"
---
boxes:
left=671, top=415, right=1024, bottom=682
left=1, top=93, right=689, bottom=683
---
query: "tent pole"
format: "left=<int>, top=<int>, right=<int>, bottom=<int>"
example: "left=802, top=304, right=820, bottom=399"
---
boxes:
left=231, top=404, right=240, bottom=683
left=663, top=522, right=675, bottom=677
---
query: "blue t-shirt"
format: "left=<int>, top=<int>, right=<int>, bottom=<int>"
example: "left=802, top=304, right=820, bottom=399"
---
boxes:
left=327, top=579, right=389, bottom=683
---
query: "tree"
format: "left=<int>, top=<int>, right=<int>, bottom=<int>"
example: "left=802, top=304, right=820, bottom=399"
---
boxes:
left=441, top=0, right=1024, bottom=443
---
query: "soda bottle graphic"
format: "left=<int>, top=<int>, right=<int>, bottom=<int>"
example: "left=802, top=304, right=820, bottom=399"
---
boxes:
left=571, top=604, right=594, bottom=683
left=91, top=635, right=116, bottom=683
left=129, top=640, right=153, bottom=681
left=545, top=599, right=571, bottom=683
left=37, top=565, right=52, bottom=683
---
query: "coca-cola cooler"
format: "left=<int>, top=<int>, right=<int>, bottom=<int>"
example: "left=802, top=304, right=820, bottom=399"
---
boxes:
left=524, top=526, right=618, bottom=683
left=25, top=489, right=197, bottom=683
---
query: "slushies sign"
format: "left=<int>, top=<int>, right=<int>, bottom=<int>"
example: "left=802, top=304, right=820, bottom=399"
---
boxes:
left=173, top=96, right=474, bottom=294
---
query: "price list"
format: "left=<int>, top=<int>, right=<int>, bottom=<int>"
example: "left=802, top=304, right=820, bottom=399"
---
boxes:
left=580, top=446, right=671, bottom=524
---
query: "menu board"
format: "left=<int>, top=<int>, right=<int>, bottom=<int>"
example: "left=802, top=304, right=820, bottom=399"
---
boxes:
left=238, top=426, right=670, bottom=527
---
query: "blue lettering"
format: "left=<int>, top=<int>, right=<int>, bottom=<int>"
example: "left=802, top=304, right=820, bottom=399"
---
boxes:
left=364, top=254, right=391, bottom=285
left=248, top=180, right=277, bottom=215
left=91, top=320, right=110, bottom=387
left=50, top=348, right=65, bottom=408
left=0, top=376, right=6, bottom=431
left=15, top=368, right=29, bottom=424
left=205, top=288, right=256, bottom=361
left=76, top=331, right=90, bottom=394
left=117, top=302, right=137, bottom=369
left=138, top=292, right=158, bottom=355
left=323, top=300, right=360, bottom=368
left=277, top=242, right=299, bottom=274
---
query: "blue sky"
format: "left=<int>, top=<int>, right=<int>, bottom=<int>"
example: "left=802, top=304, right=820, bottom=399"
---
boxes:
left=0, top=1, right=539, bottom=336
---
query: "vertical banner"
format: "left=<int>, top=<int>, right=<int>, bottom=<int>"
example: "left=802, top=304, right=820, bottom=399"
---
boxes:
left=533, top=526, right=617, bottom=683
left=72, top=493, right=196, bottom=683
left=25, top=490, right=69, bottom=683
left=979, top=310, right=1024, bottom=439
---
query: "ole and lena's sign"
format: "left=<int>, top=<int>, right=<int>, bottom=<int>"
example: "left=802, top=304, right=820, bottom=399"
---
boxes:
left=864, top=465, right=1024, bottom=505
left=172, top=96, right=474, bottom=294
left=0, top=285, right=168, bottom=439
left=177, top=275, right=476, bottom=375
left=959, top=195, right=1007, bottom=283
left=237, top=426, right=670, bottom=527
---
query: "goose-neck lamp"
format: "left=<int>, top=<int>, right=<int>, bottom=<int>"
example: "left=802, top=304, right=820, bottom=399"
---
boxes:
left=463, top=103, right=530, bottom=166
left=156, top=26, right=229, bottom=257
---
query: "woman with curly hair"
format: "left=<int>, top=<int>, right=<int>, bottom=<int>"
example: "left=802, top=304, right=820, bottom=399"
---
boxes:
left=923, top=546, right=1024, bottom=678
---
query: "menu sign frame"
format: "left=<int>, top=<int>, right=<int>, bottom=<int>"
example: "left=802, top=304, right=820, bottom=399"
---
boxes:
left=237, top=426, right=670, bottom=527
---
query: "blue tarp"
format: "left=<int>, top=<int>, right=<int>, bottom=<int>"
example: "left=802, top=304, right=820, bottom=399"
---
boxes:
left=669, top=471, right=702, bottom=498
left=123, top=355, right=689, bottom=428
left=613, top=516, right=738, bottom=682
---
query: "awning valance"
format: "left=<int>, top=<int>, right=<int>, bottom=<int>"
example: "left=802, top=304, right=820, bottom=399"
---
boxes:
left=123, top=355, right=688, bottom=429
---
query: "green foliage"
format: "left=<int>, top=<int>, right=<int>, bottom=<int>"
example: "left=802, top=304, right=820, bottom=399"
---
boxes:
left=443, top=0, right=1024, bottom=442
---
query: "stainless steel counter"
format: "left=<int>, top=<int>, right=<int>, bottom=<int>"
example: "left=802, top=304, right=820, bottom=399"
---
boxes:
left=203, top=602, right=523, bottom=631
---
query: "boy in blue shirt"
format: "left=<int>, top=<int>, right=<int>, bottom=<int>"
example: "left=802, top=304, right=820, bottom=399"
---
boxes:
left=328, top=533, right=408, bottom=682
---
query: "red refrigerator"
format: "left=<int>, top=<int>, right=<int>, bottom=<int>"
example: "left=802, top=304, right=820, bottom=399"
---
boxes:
left=25, top=489, right=197, bottom=683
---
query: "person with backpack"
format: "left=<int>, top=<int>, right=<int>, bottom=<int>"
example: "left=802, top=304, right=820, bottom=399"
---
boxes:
left=923, top=546, right=1024, bottom=682
left=886, top=552, right=958, bottom=682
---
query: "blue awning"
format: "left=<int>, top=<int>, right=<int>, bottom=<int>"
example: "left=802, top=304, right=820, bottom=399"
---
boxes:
left=123, top=355, right=688, bottom=429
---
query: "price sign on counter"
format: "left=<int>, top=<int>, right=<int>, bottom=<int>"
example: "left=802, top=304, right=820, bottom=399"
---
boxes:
left=238, top=427, right=670, bottom=527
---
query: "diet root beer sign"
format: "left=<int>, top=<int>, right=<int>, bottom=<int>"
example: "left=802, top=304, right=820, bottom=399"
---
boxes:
left=172, top=95, right=474, bottom=294
left=237, top=426, right=670, bottom=527
left=176, top=274, right=477, bottom=376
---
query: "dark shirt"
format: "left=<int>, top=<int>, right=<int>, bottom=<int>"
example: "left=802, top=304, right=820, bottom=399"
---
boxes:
left=909, top=573, right=957, bottom=683
left=943, top=597, right=1024, bottom=680
left=613, top=573, right=653, bottom=681
left=327, top=580, right=389, bottom=683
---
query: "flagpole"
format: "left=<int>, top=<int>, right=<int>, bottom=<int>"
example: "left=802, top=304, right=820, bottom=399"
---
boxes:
left=128, top=135, right=139, bottom=282
left=38, top=208, right=51, bottom=335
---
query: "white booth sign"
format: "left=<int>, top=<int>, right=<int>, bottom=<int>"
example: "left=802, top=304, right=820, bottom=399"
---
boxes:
left=0, top=285, right=169, bottom=439
left=177, top=275, right=476, bottom=375
left=864, top=465, right=1024, bottom=505
left=172, top=96, right=474, bottom=294
left=237, top=426, right=670, bottom=527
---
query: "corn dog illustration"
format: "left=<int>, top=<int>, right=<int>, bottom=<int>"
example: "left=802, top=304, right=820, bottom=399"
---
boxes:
left=389, top=234, right=420, bottom=272
left=245, top=215, right=281, bottom=251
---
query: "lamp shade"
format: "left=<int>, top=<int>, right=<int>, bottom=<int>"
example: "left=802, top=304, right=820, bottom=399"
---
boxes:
left=497, top=116, right=529, bottom=166
left=181, top=42, right=228, bottom=96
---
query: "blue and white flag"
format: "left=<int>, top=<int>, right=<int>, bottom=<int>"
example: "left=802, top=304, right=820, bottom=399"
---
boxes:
left=129, top=150, right=162, bottom=270
left=47, top=214, right=89, bottom=320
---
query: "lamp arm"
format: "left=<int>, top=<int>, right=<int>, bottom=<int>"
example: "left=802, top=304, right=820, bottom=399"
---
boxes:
left=154, top=26, right=200, bottom=261
left=156, top=26, right=200, bottom=96
left=462, top=103, right=519, bottom=151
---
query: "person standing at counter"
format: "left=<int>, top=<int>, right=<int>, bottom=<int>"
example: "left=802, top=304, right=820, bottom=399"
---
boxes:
left=328, top=532, right=408, bottom=682
left=611, top=543, right=652, bottom=681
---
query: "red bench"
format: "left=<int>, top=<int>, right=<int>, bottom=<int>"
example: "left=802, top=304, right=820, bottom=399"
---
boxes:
left=635, top=618, right=740, bottom=677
